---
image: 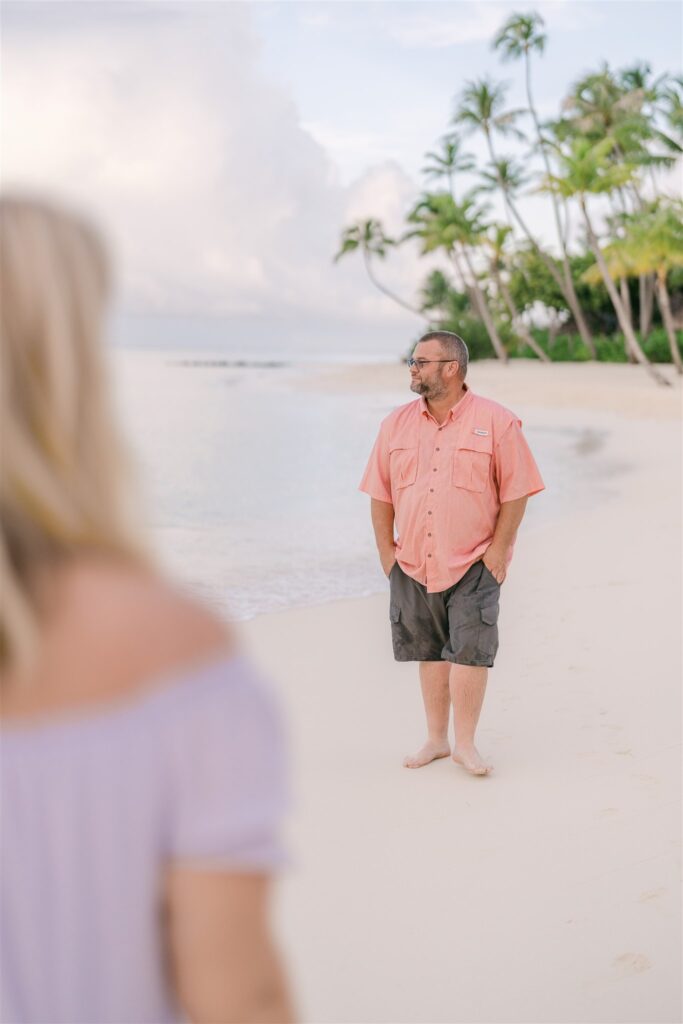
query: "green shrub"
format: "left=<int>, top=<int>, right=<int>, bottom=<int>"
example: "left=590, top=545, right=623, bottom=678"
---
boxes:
left=509, top=327, right=682, bottom=363
left=404, top=324, right=683, bottom=364
left=642, top=328, right=683, bottom=363
left=510, top=330, right=592, bottom=362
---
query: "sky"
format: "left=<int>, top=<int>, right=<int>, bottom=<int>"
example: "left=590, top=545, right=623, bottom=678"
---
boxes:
left=2, top=0, right=682, bottom=355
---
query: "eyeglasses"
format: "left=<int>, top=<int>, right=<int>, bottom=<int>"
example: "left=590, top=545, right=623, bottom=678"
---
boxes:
left=407, top=358, right=455, bottom=369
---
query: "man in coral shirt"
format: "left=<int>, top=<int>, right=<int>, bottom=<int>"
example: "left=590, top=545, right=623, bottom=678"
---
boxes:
left=359, top=331, right=545, bottom=776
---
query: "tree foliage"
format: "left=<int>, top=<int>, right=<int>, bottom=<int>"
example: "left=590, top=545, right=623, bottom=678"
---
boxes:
left=333, top=10, right=683, bottom=374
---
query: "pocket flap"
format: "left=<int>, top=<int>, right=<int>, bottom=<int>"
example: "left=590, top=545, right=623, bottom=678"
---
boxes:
left=389, top=603, right=401, bottom=624
left=459, top=432, right=493, bottom=454
left=480, top=603, right=499, bottom=626
left=389, top=446, right=418, bottom=488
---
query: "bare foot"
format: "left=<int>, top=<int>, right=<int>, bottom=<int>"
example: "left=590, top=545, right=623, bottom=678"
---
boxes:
left=452, top=746, right=493, bottom=776
left=403, top=741, right=451, bottom=769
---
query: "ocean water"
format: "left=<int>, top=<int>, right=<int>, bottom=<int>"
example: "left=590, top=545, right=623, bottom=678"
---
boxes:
left=110, top=348, right=624, bottom=620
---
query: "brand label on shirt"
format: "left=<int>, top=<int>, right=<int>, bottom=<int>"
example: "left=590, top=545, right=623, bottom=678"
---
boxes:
left=473, top=428, right=489, bottom=436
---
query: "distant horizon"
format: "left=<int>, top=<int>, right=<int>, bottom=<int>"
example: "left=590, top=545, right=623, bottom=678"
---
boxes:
left=110, top=309, right=419, bottom=361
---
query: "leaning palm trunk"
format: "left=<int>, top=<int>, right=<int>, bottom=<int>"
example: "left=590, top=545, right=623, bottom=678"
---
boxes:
left=619, top=277, right=637, bottom=362
left=485, top=134, right=596, bottom=357
left=447, top=247, right=488, bottom=335
left=459, top=246, right=508, bottom=363
left=639, top=274, right=655, bottom=338
left=443, top=181, right=497, bottom=320
left=361, top=249, right=424, bottom=318
left=548, top=313, right=561, bottom=349
left=654, top=269, right=683, bottom=374
left=523, top=53, right=596, bottom=358
left=447, top=245, right=472, bottom=299
left=580, top=200, right=671, bottom=387
left=491, top=264, right=550, bottom=362
left=448, top=248, right=494, bottom=348
left=507, top=190, right=596, bottom=354
left=619, top=276, right=634, bottom=329
left=507, top=184, right=596, bottom=355
left=560, top=253, right=595, bottom=352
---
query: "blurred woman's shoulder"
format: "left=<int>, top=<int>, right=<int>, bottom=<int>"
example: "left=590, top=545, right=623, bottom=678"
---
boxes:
left=1, top=554, right=234, bottom=720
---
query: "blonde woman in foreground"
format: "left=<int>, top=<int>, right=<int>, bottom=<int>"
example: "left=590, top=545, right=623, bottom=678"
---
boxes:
left=0, top=196, right=294, bottom=1024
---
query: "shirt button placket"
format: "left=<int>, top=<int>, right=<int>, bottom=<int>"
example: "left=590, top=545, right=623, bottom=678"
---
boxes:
left=427, top=436, right=443, bottom=583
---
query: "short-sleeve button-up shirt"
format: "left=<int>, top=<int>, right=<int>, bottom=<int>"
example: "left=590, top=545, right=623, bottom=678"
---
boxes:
left=359, top=388, right=545, bottom=592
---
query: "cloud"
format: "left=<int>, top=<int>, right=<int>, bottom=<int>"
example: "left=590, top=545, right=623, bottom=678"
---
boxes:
left=301, top=121, right=421, bottom=183
left=379, top=0, right=601, bottom=50
left=1, top=1, right=425, bottom=325
left=386, top=2, right=511, bottom=48
left=536, top=0, right=605, bottom=34
left=297, top=10, right=332, bottom=29
left=5, top=0, right=654, bottom=341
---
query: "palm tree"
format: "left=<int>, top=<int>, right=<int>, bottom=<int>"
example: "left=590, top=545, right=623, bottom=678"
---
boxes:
left=334, top=219, right=423, bottom=317
left=493, top=10, right=595, bottom=354
left=558, top=63, right=680, bottom=186
left=405, top=192, right=509, bottom=362
left=619, top=62, right=679, bottom=150
left=556, top=64, right=681, bottom=341
left=663, top=76, right=683, bottom=139
left=420, top=269, right=458, bottom=313
left=485, top=223, right=550, bottom=361
left=476, top=156, right=533, bottom=231
left=615, top=63, right=681, bottom=162
left=584, top=202, right=683, bottom=372
left=542, top=137, right=671, bottom=385
left=422, top=133, right=475, bottom=198
left=422, top=133, right=476, bottom=296
left=454, top=76, right=597, bottom=355
left=558, top=64, right=642, bottom=144
left=615, top=66, right=679, bottom=336
left=453, top=76, right=525, bottom=217
left=642, top=203, right=683, bottom=373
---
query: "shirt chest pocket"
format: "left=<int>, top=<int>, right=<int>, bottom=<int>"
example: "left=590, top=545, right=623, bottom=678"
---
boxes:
left=452, top=434, right=493, bottom=492
left=390, top=446, right=418, bottom=489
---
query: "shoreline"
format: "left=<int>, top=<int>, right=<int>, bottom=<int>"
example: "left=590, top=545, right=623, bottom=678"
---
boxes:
left=208, top=360, right=680, bottom=623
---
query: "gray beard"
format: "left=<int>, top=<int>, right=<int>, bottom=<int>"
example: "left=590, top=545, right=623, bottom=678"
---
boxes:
left=410, top=378, right=448, bottom=400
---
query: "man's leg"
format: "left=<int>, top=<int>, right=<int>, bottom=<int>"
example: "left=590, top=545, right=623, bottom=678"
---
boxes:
left=403, top=661, right=451, bottom=768
left=449, top=664, right=492, bottom=775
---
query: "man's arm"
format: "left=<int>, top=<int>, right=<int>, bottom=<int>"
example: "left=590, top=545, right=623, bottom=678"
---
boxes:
left=483, top=496, right=528, bottom=584
left=370, top=498, right=397, bottom=578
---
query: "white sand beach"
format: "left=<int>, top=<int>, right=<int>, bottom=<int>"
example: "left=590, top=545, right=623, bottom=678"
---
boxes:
left=240, top=361, right=682, bottom=1024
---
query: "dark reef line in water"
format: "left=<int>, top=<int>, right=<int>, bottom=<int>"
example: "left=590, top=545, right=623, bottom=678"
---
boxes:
left=171, top=358, right=289, bottom=369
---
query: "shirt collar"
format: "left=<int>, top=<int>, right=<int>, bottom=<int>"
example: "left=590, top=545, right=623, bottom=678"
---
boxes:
left=420, top=384, right=472, bottom=423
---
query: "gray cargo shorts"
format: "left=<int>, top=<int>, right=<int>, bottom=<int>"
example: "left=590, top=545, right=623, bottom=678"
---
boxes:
left=388, top=559, right=501, bottom=666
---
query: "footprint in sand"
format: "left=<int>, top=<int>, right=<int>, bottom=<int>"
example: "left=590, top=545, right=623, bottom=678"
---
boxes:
left=638, top=888, right=666, bottom=903
left=613, top=953, right=652, bottom=976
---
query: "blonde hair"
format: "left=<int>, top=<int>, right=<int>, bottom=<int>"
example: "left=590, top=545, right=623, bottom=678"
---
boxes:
left=0, top=195, right=153, bottom=676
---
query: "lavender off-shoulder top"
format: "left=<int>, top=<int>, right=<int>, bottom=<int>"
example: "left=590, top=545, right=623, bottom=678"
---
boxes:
left=0, top=654, right=287, bottom=1024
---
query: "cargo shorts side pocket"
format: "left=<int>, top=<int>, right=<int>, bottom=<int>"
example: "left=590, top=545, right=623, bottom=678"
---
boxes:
left=477, top=601, right=500, bottom=664
left=389, top=600, right=412, bottom=662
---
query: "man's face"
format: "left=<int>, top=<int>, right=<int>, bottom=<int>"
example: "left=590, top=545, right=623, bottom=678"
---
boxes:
left=409, top=342, right=454, bottom=400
